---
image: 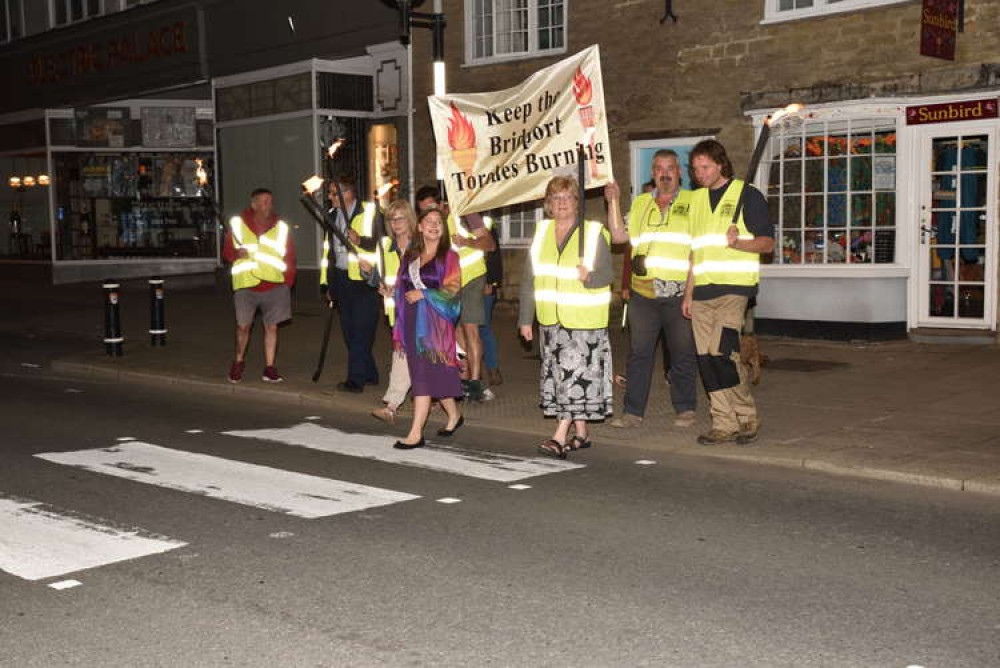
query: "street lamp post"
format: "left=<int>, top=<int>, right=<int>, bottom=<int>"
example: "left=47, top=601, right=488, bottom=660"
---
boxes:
left=384, top=0, right=447, bottom=184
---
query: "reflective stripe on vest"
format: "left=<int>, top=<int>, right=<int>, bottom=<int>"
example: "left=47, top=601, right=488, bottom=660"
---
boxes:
left=448, top=213, right=492, bottom=286
left=319, top=237, right=330, bottom=285
left=626, top=190, right=694, bottom=282
left=530, top=219, right=610, bottom=329
left=347, top=202, right=380, bottom=281
left=381, top=236, right=402, bottom=326
left=230, top=216, right=289, bottom=290
left=690, top=179, right=759, bottom=287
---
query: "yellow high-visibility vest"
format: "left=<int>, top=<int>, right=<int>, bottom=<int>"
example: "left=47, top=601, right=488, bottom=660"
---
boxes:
left=319, top=202, right=379, bottom=284
left=690, top=179, right=759, bottom=287
left=381, top=236, right=403, bottom=326
left=530, top=219, right=611, bottom=329
left=229, top=216, right=289, bottom=290
left=448, top=213, right=493, bottom=287
left=627, top=189, right=693, bottom=282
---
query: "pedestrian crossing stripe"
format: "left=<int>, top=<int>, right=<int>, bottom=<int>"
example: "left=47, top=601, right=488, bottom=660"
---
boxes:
left=35, top=442, right=420, bottom=519
left=222, top=423, right=585, bottom=482
left=0, top=495, right=186, bottom=582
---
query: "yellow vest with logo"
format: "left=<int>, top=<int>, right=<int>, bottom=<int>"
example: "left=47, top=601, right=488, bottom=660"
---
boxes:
left=229, top=216, right=289, bottom=290
left=381, top=236, right=402, bottom=326
left=627, top=189, right=694, bottom=287
left=319, top=202, right=379, bottom=284
left=531, top=219, right=611, bottom=329
left=690, top=179, right=759, bottom=288
left=448, top=213, right=493, bottom=287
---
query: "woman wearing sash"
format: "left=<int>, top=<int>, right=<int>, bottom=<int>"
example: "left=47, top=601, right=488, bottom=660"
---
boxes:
left=391, top=208, right=464, bottom=449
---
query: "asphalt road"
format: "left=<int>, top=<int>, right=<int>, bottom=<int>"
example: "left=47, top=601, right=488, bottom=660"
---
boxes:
left=1, top=360, right=999, bottom=667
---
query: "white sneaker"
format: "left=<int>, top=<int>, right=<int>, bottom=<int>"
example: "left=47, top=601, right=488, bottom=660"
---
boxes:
left=482, top=388, right=495, bottom=401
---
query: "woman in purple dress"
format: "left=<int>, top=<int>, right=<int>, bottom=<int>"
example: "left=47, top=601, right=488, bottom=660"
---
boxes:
left=391, top=208, right=465, bottom=449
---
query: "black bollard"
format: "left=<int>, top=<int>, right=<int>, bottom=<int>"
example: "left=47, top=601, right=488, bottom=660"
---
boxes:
left=148, top=277, right=166, bottom=346
left=103, top=279, right=123, bottom=356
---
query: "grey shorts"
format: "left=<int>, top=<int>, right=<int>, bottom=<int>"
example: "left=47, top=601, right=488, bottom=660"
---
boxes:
left=234, top=284, right=292, bottom=326
left=459, top=275, right=486, bottom=326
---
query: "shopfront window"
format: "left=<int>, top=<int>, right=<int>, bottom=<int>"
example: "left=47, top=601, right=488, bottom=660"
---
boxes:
left=764, top=118, right=897, bottom=265
left=2, top=154, right=51, bottom=258
left=52, top=152, right=217, bottom=260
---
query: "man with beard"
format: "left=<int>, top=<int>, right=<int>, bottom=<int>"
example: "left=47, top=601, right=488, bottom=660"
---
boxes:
left=605, top=150, right=698, bottom=429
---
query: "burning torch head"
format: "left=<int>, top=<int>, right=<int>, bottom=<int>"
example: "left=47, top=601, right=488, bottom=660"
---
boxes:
left=768, top=103, right=804, bottom=127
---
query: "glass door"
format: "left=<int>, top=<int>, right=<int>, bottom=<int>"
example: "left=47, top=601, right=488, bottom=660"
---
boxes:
left=918, top=125, right=996, bottom=327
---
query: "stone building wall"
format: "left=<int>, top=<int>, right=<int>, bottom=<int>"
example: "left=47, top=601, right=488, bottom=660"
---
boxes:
left=410, top=0, right=1000, bottom=300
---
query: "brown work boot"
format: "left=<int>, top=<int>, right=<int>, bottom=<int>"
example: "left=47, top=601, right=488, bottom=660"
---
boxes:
left=488, top=367, right=504, bottom=386
left=736, top=418, right=760, bottom=445
left=609, top=413, right=643, bottom=428
left=696, top=429, right=739, bottom=446
left=673, top=410, right=696, bottom=428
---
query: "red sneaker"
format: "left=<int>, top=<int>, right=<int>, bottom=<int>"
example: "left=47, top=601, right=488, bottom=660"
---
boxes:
left=228, top=360, right=245, bottom=384
left=261, top=366, right=284, bottom=383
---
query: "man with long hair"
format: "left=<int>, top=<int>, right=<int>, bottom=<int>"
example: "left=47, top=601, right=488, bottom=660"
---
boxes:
left=683, top=140, right=774, bottom=445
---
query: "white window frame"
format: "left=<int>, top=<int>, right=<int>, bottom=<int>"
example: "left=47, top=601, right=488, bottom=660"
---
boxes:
left=49, top=0, right=155, bottom=28
left=495, top=202, right=543, bottom=248
left=761, top=0, right=911, bottom=24
left=49, top=0, right=107, bottom=28
left=1, top=0, right=25, bottom=43
left=464, top=0, right=567, bottom=67
left=752, top=102, right=911, bottom=277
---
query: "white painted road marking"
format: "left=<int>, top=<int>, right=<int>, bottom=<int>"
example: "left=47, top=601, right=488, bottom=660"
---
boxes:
left=184, top=429, right=203, bottom=434
left=223, top=423, right=585, bottom=483
left=635, top=460, right=657, bottom=466
left=36, top=442, right=420, bottom=519
left=0, top=496, right=186, bottom=582
left=508, top=484, right=532, bottom=490
left=436, top=498, right=462, bottom=504
left=49, top=580, right=82, bottom=590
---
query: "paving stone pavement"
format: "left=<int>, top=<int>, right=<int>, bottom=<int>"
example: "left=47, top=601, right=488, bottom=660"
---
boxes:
left=10, top=272, right=999, bottom=497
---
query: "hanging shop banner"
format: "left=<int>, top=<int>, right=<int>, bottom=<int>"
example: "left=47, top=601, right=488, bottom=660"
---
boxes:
left=920, top=0, right=960, bottom=61
left=428, top=45, right=613, bottom=216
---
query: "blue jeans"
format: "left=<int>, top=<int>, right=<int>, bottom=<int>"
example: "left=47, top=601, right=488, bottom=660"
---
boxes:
left=479, top=291, right=499, bottom=370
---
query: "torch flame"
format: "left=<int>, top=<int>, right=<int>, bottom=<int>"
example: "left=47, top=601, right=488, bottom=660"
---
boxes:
left=573, top=67, right=593, bottom=106
left=302, top=175, right=325, bottom=195
left=376, top=181, right=397, bottom=198
left=768, top=103, right=804, bottom=126
left=327, top=138, right=345, bottom=159
left=447, top=103, right=476, bottom=150
left=195, top=159, right=208, bottom=187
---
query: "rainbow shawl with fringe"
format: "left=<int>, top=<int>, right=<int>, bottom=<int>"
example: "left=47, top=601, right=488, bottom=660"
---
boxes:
left=392, top=251, right=461, bottom=366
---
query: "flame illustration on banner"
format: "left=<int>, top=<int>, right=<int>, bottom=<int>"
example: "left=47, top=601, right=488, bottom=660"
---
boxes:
left=447, top=102, right=478, bottom=176
left=572, top=67, right=598, bottom=178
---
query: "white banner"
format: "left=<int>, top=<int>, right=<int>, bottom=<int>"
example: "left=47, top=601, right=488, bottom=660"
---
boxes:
left=428, top=45, right=613, bottom=216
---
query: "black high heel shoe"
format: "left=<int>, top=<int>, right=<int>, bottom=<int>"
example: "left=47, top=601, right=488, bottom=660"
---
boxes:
left=393, top=437, right=426, bottom=450
left=436, top=415, right=465, bottom=437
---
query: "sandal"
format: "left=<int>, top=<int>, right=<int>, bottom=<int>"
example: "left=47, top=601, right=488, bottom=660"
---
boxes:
left=570, top=435, right=592, bottom=450
left=537, top=439, right=567, bottom=459
left=370, top=406, right=396, bottom=425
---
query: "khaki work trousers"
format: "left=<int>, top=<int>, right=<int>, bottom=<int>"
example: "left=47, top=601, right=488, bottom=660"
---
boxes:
left=690, top=294, right=758, bottom=434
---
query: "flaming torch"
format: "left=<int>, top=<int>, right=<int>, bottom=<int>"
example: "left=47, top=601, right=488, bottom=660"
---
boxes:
left=730, top=103, right=804, bottom=227
left=573, top=67, right=599, bottom=179
left=447, top=102, right=477, bottom=177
